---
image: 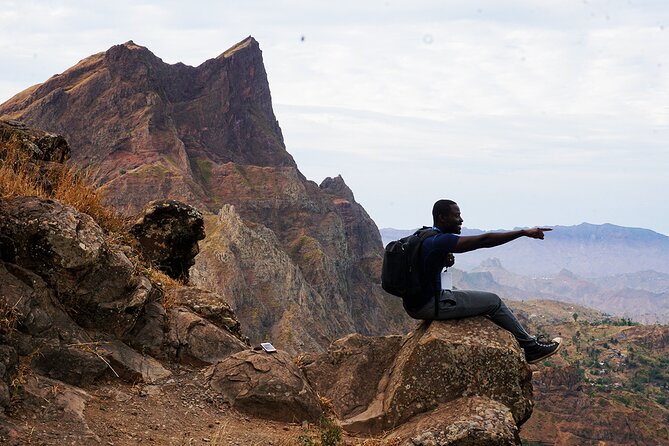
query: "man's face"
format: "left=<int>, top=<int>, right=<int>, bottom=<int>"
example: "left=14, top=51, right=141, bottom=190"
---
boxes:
left=441, top=204, right=463, bottom=234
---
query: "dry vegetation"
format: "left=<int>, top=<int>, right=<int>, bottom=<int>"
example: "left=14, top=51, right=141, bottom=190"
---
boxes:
left=0, top=141, right=126, bottom=233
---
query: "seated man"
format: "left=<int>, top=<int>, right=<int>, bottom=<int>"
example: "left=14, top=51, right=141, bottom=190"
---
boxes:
left=404, top=199, right=562, bottom=364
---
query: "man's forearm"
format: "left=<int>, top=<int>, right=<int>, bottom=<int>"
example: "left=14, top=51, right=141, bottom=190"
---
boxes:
left=476, top=230, right=526, bottom=248
left=453, top=229, right=538, bottom=253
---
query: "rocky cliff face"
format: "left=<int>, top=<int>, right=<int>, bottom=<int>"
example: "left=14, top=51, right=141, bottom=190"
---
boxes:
left=0, top=125, right=535, bottom=445
left=0, top=38, right=412, bottom=352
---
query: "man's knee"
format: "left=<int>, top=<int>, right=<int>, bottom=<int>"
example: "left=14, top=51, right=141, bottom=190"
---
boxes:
left=477, top=291, right=502, bottom=315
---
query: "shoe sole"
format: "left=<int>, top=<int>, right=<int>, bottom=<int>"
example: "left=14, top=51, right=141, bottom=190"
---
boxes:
left=527, top=337, right=563, bottom=364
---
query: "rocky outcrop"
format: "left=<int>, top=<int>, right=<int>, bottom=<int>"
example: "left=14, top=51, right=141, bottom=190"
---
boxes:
left=391, top=396, right=521, bottom=446
left=165, top=286, right=247, bottom=343
left=192, top=205, right=354, bottom=352
left=0, top=119, right=69, bottom=163
left=0, top=194, right=246, bottom=396
left=130, top=200, right=205, bottom=281
left=0, top=196, right=146, bottom=337
left=166, top=307, right=247, bottom=365
left=0, top=38, right=413, bottom=353
left=204, top=349, right=322, bottom=423
left=303, top=318, right=533, bottom=444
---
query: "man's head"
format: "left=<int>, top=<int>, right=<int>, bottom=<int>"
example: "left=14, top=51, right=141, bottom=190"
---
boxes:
left=432, top=199, right=463, bottom=234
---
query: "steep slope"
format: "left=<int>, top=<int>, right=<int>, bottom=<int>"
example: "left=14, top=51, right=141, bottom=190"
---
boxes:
left=0, top=38, right=411, bottom=351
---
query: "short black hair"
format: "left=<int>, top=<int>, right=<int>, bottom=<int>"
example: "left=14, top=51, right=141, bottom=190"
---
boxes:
left=432, top=199, right=457, bottom=225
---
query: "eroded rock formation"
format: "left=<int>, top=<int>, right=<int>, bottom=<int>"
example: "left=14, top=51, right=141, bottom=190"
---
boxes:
left=0, top=38, right=412, bottom=352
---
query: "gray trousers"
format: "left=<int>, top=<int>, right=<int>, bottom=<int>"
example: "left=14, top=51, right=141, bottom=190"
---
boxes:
left=405, top=289, right=535, bottom=346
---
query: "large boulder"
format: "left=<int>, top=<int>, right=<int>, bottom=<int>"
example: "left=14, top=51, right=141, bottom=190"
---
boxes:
left=0, top=196, right=148, bottom=337
left=305, top=318, right=533, bottom=441
left=130, top=200, right=205, bottom=281
left=204, top=349, right=322, bottom=423
left=301, top=333, right=405, bottom=419
left=378, top=318, right=533, bottom=429
left=166, top=307, right=247, bottom=364
left=166, top=286, right=247, bottom=343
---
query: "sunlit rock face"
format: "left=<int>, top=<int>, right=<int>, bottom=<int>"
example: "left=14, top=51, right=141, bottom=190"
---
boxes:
left=0, top=37, right=413, bottom=352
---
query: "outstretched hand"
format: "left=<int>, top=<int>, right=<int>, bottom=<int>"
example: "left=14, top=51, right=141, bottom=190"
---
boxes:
left=524, top=227, right=552, bottom=240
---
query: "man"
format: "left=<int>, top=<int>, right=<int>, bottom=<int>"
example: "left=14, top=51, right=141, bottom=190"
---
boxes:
left=404, top=199, right=562, bottom=364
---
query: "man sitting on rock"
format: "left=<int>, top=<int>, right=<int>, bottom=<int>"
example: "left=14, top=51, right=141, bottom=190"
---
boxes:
left=405, top=199, right=562, bottom=364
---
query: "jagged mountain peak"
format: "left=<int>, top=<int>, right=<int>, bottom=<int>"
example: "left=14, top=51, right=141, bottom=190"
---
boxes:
left=0, top=37, right=295, bottom=188
left=103, top=39, right=163, bottom=64
left=219, top=36, right=259, bottom=59
left=320, top=174, right=355, bottom=202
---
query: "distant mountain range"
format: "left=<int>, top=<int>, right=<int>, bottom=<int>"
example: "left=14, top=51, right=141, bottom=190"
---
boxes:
left=381, top=224, right=669, bottom=323
left=380, top=223, right=669, bottom=277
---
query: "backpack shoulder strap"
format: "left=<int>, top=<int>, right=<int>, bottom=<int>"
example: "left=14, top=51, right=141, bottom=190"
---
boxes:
left=415, top=226, right=439, bottom=240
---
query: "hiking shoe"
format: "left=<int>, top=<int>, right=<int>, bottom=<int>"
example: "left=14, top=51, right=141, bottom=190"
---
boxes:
left=524, top=336, right=562, bottom=364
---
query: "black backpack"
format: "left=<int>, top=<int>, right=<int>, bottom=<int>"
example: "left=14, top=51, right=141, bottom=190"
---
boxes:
left=381, top=227, right=438, bottom=302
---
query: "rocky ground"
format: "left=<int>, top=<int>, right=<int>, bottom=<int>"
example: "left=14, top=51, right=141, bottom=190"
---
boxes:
left=2, top=361, right=389, bottom=446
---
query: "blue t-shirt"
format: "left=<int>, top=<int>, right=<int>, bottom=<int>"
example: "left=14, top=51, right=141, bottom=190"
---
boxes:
left=410, top=230, right=459, bottom=310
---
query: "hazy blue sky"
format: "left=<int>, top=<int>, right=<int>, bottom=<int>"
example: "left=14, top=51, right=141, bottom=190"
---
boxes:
left=1, top=1, right=667, bottom=235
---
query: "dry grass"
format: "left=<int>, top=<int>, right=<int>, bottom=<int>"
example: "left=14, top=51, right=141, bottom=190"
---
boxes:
left=146, top=267, right=185, bottom=308
left=0, top=142, right=43, bottom=198
left=0, top=296, right=22, bottom=334
left=0, top=142, right=127, bottom=234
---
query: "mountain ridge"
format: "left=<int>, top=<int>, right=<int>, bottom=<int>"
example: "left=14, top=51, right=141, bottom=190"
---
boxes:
left=0, top=38, right=412, bottom=352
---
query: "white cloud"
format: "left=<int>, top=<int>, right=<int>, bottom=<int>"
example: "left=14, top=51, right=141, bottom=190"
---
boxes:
left=1, top=0, right=668, bottom=234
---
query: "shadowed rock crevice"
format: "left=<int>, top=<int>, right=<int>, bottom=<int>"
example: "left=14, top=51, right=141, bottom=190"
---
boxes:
left=130, top=200, right=205, bottom=281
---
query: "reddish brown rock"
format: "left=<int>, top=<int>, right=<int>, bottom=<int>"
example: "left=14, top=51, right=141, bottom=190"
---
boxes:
left=303, top=318, right=533, bottom=436
left=166, top=307, right=247, bottom=365
left=378, top=318, right=533, bottom=429
left=301, top=333, right=405, bottom=419
left=165, top=286, right=247, bottom=343
left=204, top=349, right=322, bottom=423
